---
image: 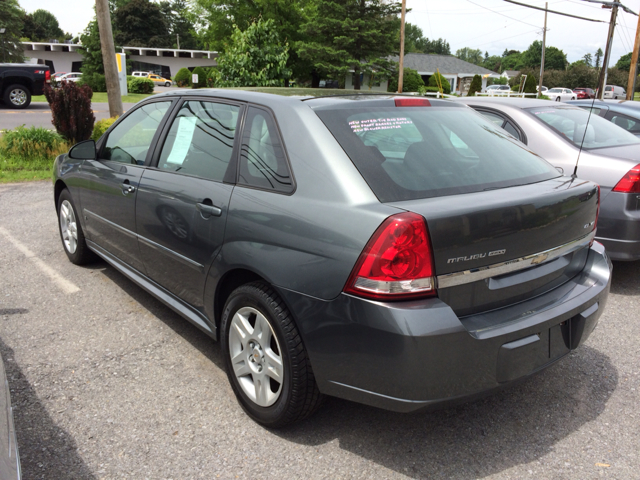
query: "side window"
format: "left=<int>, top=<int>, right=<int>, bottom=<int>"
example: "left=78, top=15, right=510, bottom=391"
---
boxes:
left=238, top=107, right=293, bottom=193
left=503, top=122, right=521, bottom=140
left=157, top=101, right=240, bottom=181
left=608, top=113, right=640, bottom=134
left=479, top=111, right=505, bottom=127
left=102, top=101, right=171, bottom=164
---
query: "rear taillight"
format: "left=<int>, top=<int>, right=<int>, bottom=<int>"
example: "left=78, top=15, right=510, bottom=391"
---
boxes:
left=344, top=213, right=436, bottom=300
left=394, top=98, right=431, bottom=107
left=45, top=70, right=51, bottom=83
left=613, top=164, right=640, bottom=193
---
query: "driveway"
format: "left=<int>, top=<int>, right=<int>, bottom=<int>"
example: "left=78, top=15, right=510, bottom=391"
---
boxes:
left=0, top=181, right=638, bottom=479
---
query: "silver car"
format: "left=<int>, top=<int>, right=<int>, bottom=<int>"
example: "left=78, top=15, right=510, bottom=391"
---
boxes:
left=456, top=97, right=640, bottom=261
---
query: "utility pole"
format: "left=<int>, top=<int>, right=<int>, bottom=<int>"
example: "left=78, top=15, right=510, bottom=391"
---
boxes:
left=397, top=0, right=406, bottom=93
left=538, top=2, right=548, bottom=98
left=627, top=11, right=640, bottom=100
left=596, top=4, right=618, bottom=100
left=96, top=0, right=123, bottom=117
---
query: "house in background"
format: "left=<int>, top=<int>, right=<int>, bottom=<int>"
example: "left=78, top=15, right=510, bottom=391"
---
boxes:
left=343, top=53, right=501, bottom=93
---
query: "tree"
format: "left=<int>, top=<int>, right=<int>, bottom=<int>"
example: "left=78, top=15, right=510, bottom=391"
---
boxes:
left=424, top=38, right=450, bottom=55
left=79, top=19, right=106, bottom=77
left=215, top=18, right=291, bottom=87
left=522, top=73, right=537, bottom=94
left=466, top=74, right=482, bottom=96
left=387, top=67, right=423, bottom=92
left=595, top=48, right=603, bottom=68
left=583, top=53, right=592, bottom=67
left=158, top=0, right=201, bottom=49
left=456, top=47, right=483, bottom=65
left=483, top=55, right=502, bottom=72
left=0, top=0, right=25, bottom=63
left=520, top=41, right=567, bottom=70
left=114, top=0, right=169, bottom=48
left=615, top=52, right=639, bottom=72
left=297, top=0, right=402, bottom=90
left=403, top=23, right=425, bottom=53
left=22, top=9, right=66, bottom=42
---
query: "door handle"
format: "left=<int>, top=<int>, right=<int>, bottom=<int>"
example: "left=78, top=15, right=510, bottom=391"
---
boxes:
left=121, top=181, right=136, bottom=194
left=196, top=202, right=222, bottom=217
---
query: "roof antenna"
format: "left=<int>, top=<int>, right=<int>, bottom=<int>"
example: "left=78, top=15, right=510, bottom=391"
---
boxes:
left=572, top=93, right=598, bottom=179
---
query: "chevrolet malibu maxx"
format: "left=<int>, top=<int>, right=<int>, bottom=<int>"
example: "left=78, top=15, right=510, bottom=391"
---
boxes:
left=53, top=91, right=611, bottom=427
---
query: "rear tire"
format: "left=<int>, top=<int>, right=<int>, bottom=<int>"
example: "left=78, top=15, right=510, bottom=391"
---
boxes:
left=57, top=189, right=96, bottom=265
left=221, top=282, right=323, bottom=428
left=3, top=84, right=31, bottom=109
left=555, top=97, right=561, bottom=102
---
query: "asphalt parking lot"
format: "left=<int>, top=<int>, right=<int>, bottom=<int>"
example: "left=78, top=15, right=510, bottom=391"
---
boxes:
left=0, top=181, right=639, bottom=479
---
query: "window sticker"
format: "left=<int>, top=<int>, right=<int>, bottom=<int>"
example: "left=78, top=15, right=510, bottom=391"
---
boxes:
left=165, top=116, right=197, bottom=165
left=349, top=117, right=413, bottom=133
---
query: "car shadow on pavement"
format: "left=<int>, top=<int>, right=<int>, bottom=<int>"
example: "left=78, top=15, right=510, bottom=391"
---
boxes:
left=94, top=261, right=618, bottom=479
left=275, top=345, right=617, bottom=478
left=610, top=260, right=640, bottom=296
left=0, top=338, right=96, bottom=479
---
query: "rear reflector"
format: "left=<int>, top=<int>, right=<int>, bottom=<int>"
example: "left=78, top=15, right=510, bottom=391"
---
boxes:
left=344, top=213, right=436, bottom=301
left=613, top=164, right=640, bottom=193
left=394, top=98, right=431, bottom=107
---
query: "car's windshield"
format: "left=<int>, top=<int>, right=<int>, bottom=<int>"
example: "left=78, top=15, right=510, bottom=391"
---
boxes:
left=315, top=105, right=559, bottom=202
left=527, top=105, right=640, bottom=149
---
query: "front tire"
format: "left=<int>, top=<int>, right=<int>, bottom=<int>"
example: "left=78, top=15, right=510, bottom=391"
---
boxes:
left=221, top=282, right=323, bottom=428
left=165, top=82, right=171, bottom=87
left=3, top=84, right=31, bottom=109
left=555, top=96, right=561, bottom=102
left=57, top=189, right=95, bottom=265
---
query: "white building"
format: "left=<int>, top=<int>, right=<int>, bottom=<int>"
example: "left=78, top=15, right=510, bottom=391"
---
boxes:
left=22, top=42, right=218, bottom=78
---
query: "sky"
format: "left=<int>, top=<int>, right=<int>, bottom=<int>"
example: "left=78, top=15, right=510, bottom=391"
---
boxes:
left=17, top=0, right=640, bottom=67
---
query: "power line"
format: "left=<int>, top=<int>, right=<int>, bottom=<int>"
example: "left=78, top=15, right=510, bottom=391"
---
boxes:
left=502, top=0, right=609, bottom=22
left=465, top=0, right=543, bottom=27
left=475, top=28, right=542, bottom=47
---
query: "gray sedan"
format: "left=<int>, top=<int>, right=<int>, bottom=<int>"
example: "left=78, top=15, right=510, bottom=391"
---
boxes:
left=456, top=97, right=640, bottom=261
left=565, top=99, right=640, bottom=137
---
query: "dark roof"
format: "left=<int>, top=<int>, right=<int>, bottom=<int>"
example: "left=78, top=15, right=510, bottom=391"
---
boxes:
left=391, top=53, right=499, bottom=76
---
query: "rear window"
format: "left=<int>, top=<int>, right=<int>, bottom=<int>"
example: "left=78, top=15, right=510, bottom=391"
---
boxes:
left=315, top=106, right=559, bottom=202
left=527, top=106, right=640, bottom=149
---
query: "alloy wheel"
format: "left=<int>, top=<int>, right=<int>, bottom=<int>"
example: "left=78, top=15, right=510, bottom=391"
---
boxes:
left=228, top=306, right=284, bottom=407
left=59, top=200, right=78, bottom=254
left=9, top=89, right=27, bottom=106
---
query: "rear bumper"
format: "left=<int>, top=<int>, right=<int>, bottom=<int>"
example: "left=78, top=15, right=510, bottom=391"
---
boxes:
left=278, top=242, right=612, bottom=412
left=596, top=191, right=640, bottom=261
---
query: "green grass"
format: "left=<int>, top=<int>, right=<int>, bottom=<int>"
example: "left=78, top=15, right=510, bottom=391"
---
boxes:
left=32, top=92, right=156, bottom=103
left=0, top=126, right=68, bottom=184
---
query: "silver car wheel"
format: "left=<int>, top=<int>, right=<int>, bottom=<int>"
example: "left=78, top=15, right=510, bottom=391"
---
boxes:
left=59, top=200, right=78, bottom=254
left=228, top=306, right=283, bottom=407
left=9, top=89, right=27, bottom=106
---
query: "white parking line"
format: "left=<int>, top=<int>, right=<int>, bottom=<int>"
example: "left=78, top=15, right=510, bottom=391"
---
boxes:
left=0, top=227, right=80, bottom=294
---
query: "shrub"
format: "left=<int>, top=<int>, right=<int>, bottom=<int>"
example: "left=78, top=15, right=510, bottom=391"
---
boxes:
left=91, top=117, right=119, bottom=141
left=192, top=66, right=207, bottom=88
left=523, top=73, right=538, bottom=94
left=43, top=82, right=95, bottom=144
left=127, top=76, right=154, bottom=94
left=466, top=74, right=482, bottom=96
left=0, top=126, right=69, bottom=160
left=174, top=67, right=192, bottom=87
left=78, top=73, right=107, bottom=93
left=387, top=68, right=424, bottom=93
left=206, top=67, right=219, bottom=87
left=428, top=72, right=451, bottom=94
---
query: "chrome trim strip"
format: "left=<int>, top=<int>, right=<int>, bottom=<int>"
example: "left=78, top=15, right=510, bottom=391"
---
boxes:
left=436, top=231, right=595, bottom=289
left=137, top=235, right=204, bottom=271
left=84, top=209, right=204, bottom=271
left=85, top=209, right=137, bottom=239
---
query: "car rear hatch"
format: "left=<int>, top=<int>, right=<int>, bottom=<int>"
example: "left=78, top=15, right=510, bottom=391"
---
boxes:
left=311, top=97, right=599, bottom=317
left=388, top=178, right=598, bottom=316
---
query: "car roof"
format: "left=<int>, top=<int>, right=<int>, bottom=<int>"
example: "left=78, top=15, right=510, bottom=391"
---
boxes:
left=146, top=88, right=465, bottom=109
left=566, top=99, right=640, bottom=113
left=454, top=97, right=575, bottom=110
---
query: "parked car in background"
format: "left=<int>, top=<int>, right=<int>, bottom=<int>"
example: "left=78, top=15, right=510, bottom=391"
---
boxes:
left=132, top=71, right=151, bottom=77
left=51, top=72, right=67, bottom=80
left=573, top=88, right=595, bottom=99
left=566, top=99, right=640, bottom=137
left=456, top=96, right=640, bottom=261
left=484, top=84, right=511, bottom=95
left=537, top=85, right=548, bottom=93
left=53, top=91, right=611, bottom=427
left=147, top=74, right=172, bottom=87
left=0, top=63, right=50, bottom=109
left=603, top=85, right=626, bottom=99
left=545, top=88, right=576, bottom=102
left=58, top=72, right=82, bottom=83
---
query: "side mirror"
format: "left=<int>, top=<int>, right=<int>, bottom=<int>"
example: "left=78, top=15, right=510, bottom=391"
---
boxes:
left=68, top=139, right=97, bottom=160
